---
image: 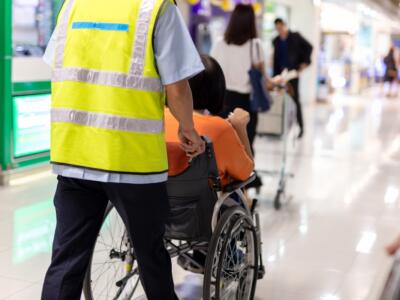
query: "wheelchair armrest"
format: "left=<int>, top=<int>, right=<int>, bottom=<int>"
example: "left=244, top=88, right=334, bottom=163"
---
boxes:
left=223, top=173, right=257, bottom=193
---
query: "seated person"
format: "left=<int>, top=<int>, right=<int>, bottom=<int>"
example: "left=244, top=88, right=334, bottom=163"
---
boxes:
left=165, top=55, right=254, bottom=188
left=165, top=55, right=254, bottom=274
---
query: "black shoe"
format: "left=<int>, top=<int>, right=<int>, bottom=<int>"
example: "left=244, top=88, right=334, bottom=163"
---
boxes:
left=177, top=251, right=206, bottom=274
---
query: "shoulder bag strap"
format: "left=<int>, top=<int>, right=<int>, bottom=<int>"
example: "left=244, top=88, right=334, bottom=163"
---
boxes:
left=250, top=39, right=254, bottom=67
left=256, top=39, right=261, bottom=63
left=251, top=39, right=262, bottom=68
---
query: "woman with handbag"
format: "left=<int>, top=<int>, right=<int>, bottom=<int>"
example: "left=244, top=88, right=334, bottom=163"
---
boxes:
left=211, top=3, right=269, bottom=190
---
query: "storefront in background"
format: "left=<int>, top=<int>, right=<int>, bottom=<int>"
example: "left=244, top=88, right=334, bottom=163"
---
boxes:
left=318, top=1, right=396, bottom=98
left=0, top=0, right=61, bottom=184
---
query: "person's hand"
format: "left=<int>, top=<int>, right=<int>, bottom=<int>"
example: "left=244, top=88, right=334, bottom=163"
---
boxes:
left=299, top=63, right=308, bottom=72
left=228, top=108, right=250, bottom=129
left=386, top=236, right=400, bottom=256
left=178, top=126, right=205, bottom=160
left=271, top=75, right=285, bottom=86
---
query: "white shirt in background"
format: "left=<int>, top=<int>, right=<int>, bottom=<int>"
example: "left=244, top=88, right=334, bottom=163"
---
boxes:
left=211, top=38, right=266, bottom=94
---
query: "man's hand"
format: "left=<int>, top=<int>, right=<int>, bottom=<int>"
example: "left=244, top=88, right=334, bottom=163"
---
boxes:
left=178, top=126, right=205, bottom=160
left=228, top=108, right=250, bottom=130
left=166, top=79, right=205, bottom=159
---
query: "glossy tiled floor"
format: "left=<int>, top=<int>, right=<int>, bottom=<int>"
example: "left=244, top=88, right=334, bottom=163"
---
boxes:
left=1, top=90, right=400, bottom=300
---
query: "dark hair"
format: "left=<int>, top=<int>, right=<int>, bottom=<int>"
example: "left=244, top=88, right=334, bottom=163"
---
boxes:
left=224, top=4, right=257, bottom=46
left=274, top=18, right=286, bottom=25
left=189, top=55, right=226, bottom=115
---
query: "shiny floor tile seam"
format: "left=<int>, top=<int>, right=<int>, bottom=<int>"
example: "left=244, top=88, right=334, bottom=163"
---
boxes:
left=0, top=247, right=12, bottom=256
left=1, top=282, right=43, bottom=300
left=336, top=255, right=394, bottom=300
left=255, top=146, right=385, bottom=163
left=0, top=281, right=39, bottom=300
left=0, top=275, right=39, bottom=285
left=332, top=255, right=373, bottom=297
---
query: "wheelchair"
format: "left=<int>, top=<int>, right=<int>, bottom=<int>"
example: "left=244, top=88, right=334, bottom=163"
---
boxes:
left=82, top=138, right=265, bottom=300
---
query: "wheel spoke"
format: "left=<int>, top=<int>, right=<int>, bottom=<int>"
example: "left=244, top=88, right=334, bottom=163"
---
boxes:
left=208, top=210, right=257, bottom=300
left=85, top=206, right=141, bottom=300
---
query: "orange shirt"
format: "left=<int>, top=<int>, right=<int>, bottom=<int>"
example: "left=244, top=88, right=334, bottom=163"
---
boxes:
left=165, top=109, right=253, bottom=186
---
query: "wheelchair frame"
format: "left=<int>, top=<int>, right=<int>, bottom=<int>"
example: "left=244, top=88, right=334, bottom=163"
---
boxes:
left=83, top=140, right=265, bottom=300
left=164, top=171, right=265, bottom=274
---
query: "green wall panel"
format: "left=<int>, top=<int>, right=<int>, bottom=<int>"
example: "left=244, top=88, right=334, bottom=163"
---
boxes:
left=0, top=0, right=12, bottom=171
left=12, top=81, right=51, bottom=96
left=1, top=0, right=55, bottom=172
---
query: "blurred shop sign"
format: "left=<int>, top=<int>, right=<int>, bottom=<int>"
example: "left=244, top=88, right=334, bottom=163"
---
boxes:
left=13, top=94, right=51, bottom=158
left=186, top=0, right=262, bottom=13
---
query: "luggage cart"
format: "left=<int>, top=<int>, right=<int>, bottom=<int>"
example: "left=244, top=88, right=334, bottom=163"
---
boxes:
left=256, top=89, right=296, bottom=210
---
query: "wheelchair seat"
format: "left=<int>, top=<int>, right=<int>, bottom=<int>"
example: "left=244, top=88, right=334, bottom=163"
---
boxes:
left=165, top=138, right=220, bottom=241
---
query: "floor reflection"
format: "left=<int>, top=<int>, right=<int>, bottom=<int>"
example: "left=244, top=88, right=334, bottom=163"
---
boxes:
left=13, top=199, right=55, bottom=264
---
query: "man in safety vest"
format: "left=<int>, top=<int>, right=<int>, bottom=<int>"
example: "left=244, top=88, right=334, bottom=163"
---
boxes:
left=41, top=0, right=205, bottom=299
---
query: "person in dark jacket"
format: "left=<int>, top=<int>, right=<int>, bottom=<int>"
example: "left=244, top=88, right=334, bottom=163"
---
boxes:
left=273, top=18, right=313, bottom=138
left=383, top=47, right=398, bottom=97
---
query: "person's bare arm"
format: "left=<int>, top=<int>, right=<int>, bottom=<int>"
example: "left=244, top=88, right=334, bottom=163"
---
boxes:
left=233, top=126, right=254, bottom=165
left=228, top=109, right=254, bottom=165
left=254, top=58, right=275, bottom=89
left=165, top=80, right=205, bottom=158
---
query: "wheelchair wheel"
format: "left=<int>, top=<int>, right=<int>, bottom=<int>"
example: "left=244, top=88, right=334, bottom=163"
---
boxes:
left=83, top=203, right=142, bottom=300
left=203, top=206, right=258, bottom=300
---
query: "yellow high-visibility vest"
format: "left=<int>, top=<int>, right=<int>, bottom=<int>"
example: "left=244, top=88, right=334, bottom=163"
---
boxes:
left=51, top=0, right=170, bottom=174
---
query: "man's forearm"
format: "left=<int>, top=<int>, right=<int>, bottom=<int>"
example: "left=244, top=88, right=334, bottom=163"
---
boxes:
left=166, top=80, right=195, bottom=130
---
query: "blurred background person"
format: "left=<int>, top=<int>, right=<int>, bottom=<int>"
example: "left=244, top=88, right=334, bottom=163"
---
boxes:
left=273, top=18, right=313, bottom=138
left=211, top=3, right=267, bottom=190
left=383, top=46, right=398, bottom=98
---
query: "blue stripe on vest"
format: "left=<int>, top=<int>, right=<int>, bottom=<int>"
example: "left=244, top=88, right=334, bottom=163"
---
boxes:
left=72, top=22, right=129, bottom=32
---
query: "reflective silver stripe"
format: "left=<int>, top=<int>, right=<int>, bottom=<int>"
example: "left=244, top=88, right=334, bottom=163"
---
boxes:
left=52, top=67, right=163, bottom=92
left=53, top=0, right=163, bottom=91
left=51, top=108, right=164, bottom=134
left=129, top=0, right=156, bottom=76
left=54, top=0, right=75, bottom=68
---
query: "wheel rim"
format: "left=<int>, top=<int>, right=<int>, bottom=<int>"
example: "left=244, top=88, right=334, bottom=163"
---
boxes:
left=209, top=211, right=257, bottom=300
left=218, top=217, right=256, bottom=300
left=88, top=207, right=142, bottom=300
left=208, top=217, right=231, bottom=299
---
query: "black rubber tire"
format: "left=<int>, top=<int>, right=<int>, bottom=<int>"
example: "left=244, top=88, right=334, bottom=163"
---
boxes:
left=274, top=191, right=282, bottom=210
left=203, top=206, right=258, bottom=300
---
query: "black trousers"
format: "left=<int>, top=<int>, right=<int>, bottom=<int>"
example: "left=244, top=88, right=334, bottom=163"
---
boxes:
left=41, top=176, right=178, bottom=300
left=221, top=90, right=258, bottom=155
left=288, top=78, right=304, bottom=132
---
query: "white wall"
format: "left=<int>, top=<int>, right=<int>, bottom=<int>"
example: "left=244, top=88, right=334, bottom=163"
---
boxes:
left=12, top=57, right=51, bottom=82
